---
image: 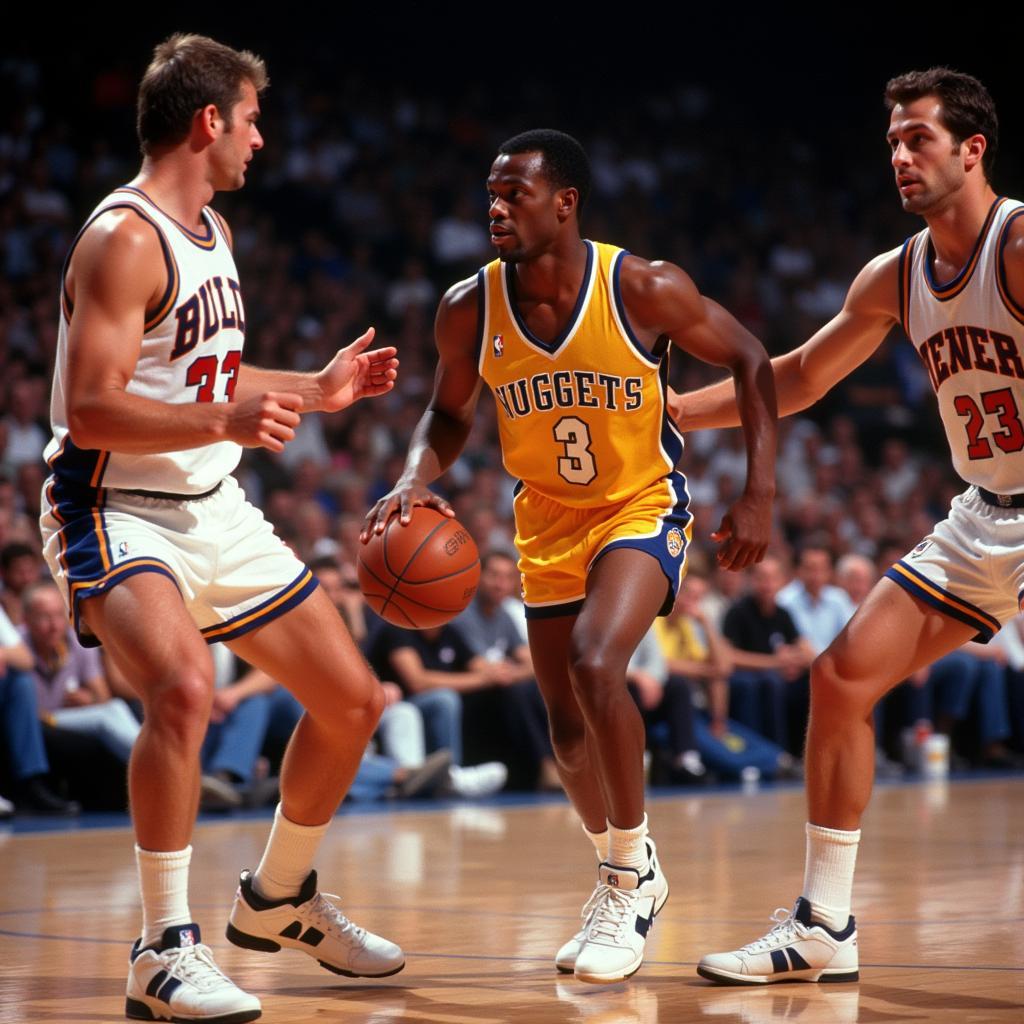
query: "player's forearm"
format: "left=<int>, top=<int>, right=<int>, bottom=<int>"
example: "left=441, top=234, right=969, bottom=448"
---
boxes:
left=732, top=349, right=778, bottom=498
left=68, top=390, right=231, bottom=454
left=235, top=364, right=325, bottom=410
left=398, top=407, right=473, bottom=487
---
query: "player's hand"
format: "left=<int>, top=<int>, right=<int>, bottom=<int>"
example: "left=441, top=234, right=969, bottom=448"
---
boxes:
left=360, top=481, right=455, bottom=542
left=711, top=490, right=772, bottom=571
left=317, top=328, right=398, bottom=413
left=227, top=392, right=302, bottom=452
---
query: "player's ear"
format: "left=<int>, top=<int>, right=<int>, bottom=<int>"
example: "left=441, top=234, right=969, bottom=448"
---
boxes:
left=963, top=133, right=986, bottom=173
left=193, top=103, right=222, bottom=144
left=556, top=186, right=579, bottom=223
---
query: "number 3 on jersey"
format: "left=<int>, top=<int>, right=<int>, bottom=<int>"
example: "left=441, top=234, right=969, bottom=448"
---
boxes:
left=554, top=416, right=597, bottom=485
left=186, top=351, right=242, bottom=403
left=954, top=387, right=1024, bottom=460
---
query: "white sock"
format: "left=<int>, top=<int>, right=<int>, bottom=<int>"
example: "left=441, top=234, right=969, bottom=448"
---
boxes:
left=802, top=822, right=861, bottom=931
left=583, top=823, right=608, bottom=862
left=136, top=844, right=192, bottom=948
left=253, top=804, right=330, bottom=901
left=607, top=814, right=649, bottom=871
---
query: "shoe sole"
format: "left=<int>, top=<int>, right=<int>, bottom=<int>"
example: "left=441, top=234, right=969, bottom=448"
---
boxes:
left=225, top=923, right=405, bottom=978
left=126, top=994, right=262, bottom=1022
left=556, top=885, right=669, bottom=975
left=695, top=964, right=860, bottom=985
left=574, top=958, right=644, bottom=985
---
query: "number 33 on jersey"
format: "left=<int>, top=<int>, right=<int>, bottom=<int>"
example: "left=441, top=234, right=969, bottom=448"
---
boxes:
left=477, top=240, right=685, bottom=506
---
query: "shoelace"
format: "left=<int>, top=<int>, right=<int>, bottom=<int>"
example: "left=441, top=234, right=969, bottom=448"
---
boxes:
left=741, top=907, right=800, bottom=953
left=307, top=892, right=367, bottom=943
left=160, top=943, right=232, bottom=991
left=585, top=885, right=638, bottom=943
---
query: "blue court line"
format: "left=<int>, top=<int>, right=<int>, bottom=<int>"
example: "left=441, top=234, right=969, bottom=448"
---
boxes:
left=6, top=768, right=1021, bottom=836
left=0, top=929, right=1019, bottom=974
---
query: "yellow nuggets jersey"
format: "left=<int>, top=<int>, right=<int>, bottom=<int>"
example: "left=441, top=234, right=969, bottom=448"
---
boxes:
left=477, top=240, right=691, bottom=618
left=478, top=240, right=684, bottom=505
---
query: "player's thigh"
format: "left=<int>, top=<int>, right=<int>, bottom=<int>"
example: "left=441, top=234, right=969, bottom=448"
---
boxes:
left=79, top=572, right=214, bottom=701
left=573, top=547, right=668, bottom=666
left=820, top=577, right=977, bottom=706
left=226, top=586, right=377, bottom=712
left=527, top=615, right=581, bottom=713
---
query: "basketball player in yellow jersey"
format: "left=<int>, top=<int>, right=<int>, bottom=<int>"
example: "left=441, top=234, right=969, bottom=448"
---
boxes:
left=674, top=70, right=1024, bottom=984
left=363, top=129, right=778, bottom=984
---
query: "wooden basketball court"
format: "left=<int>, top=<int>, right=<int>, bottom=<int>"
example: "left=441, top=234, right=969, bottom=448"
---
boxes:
left=1, top=778, right=1021, bottom=1023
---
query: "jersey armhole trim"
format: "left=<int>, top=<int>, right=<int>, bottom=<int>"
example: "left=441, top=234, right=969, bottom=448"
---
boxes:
left=610, top=250, right=660, bottom=368
left=995, top=207, right=1024, bottom=327
left=61, top=203, right=180, bottom=333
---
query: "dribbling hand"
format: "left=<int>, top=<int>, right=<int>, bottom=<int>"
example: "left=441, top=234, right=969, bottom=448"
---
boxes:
left=360, top=482, right=455, bottom=543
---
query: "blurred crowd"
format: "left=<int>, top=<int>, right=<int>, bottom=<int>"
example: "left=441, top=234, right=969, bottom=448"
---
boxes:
left=2, top=51, right=1023, bottom=817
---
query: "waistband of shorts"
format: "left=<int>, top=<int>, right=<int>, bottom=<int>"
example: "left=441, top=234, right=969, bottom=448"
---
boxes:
left=976, top=486, right=1024, bottom=509
left=114, top=481, right=223, bottom=502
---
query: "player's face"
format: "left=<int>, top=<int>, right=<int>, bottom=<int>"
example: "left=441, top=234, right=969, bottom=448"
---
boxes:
left=887, top=97, right=967, bottom=215
left=211, top=78, right=263, bottom=191
left=487, top=152, right=565, bottom=263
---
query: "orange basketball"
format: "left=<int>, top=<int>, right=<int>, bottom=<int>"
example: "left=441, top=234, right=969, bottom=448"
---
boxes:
left=358, top=506, right=480, bottom=628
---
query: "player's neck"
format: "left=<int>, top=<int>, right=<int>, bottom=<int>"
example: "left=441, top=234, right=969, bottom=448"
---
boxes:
left=131, top=155, right=216, bottom=231
left=923, top=183, right=999, bottom=271
left=512, top=236, right=589, bottom=304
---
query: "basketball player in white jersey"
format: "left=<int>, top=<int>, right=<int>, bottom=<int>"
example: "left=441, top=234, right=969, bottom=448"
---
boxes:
left=42, top=35, right=403, bottom=1022
left=669, top=68, right=1023, bottom=984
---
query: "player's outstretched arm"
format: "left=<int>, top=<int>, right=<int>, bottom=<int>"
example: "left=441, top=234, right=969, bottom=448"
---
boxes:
left=66, top=212, right=303, bottom=455
left=235, top=328, right=399, bottom=413
left=361, top=277, right=484, bottom=539
left=669, top=248, right=903, bottom=432
left=619, top=256, right=777, bottom=570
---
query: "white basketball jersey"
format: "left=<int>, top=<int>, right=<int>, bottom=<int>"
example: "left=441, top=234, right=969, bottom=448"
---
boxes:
left=44, top=186, right=244, bottom=495
left=902, top=196, right=1024, bottom=495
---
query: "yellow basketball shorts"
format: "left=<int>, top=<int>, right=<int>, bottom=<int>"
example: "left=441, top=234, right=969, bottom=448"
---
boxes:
left=514, top=471, right=692, bottom=620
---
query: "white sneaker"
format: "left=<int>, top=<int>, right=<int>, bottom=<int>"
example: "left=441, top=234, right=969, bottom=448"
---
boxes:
left=0, top=793, right=13, bottom=819
left=697, top=897, right=858, bottom=985
left=447, top=762, right=508, bottom=798
left=126, top=922, right=261, bottom=1022
left=226, top=870, right=404, bottom=978
left=556, top=840, right=668, bottom=975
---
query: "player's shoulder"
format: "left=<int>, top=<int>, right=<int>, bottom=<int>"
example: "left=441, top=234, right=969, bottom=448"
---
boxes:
left=70, top=206, right=165, bottom=295
left=616, top=252, right=699, bottom=319
left=1000, top=199, right=1024, bottom=260
left=845, top=245, right=903, bottom=318
left=435, top=274, right=482, bottom=349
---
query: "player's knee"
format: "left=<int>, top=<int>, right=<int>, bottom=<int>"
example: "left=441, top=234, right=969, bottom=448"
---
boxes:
left=811, top=651, right=871, bottom=716
left=548, top=713, right=587, bottom=772
left=146, top=664, right=215, bottom=741
left=309, top=666, right=384, bottom=737
left=568, top=645, right=625, bottom=713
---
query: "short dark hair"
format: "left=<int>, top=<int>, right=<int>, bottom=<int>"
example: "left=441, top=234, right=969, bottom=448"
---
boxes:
left=0, top=541, right=37, bottom=572
left=497, top=129, right=592, bottom=216
left=137, top=33, right=268, bottom=155
left=885, top=67, right=998, bottom=179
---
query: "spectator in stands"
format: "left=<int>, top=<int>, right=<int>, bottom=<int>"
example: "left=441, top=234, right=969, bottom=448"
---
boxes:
left=1, top=540, right=43, bottom=626
left=21, top=582, right=139, bottom=762
left=722, top=555, right=814, bottom=754
left=452, top=550, right=559, bottom=789
left=0, top=600, right=79, bottom=814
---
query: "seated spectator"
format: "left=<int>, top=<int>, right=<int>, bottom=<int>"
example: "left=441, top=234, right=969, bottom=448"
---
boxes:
left=657, top=575, right=797, bottom=783
left=1, top=540, right=44, bottom=627
left=722, top=556, right=814, bottom=755
left=451, top=550, right=558, bottom=790
left=21, top=582, right=139, bottom=763
left=0, top=601, right=79, bottom=815
left=367, top=620, right=509, bottom=797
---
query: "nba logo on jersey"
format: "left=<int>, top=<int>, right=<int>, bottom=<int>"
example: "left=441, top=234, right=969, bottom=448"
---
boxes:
left=666, top=528, right=684, bottom=558
left=118, top=541, right=130, bottom=558
left=492, top=334, right=504, bottom=358
left=911, top=540, right=932, bottom=557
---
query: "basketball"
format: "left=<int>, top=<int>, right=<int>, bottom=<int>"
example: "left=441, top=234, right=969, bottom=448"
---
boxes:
left=358, top=506, right=481, bottom=628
